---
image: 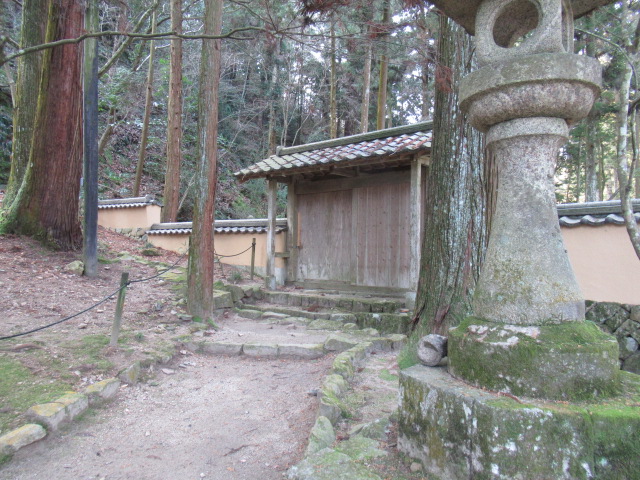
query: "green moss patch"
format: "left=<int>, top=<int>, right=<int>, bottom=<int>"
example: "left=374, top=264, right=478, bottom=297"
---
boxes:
left=399, top=365, right=640, bottom=479
left=0, top=356, right=73, bottom=435
left=378, top=369, right=399, bottom=383
left=62, top=335, right=114, bottom=372
left=448, top=317, right=621, bottom=400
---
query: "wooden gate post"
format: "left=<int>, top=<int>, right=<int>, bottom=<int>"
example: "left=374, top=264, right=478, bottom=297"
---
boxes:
left=266, top=178, right=277, bottom=290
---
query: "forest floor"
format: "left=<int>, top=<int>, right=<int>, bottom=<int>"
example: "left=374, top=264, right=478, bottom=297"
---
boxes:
left=0, top=228, right=426, bottom=480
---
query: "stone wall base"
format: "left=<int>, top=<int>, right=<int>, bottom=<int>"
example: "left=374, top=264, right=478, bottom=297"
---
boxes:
left=398, top=365, right=640, bottom=480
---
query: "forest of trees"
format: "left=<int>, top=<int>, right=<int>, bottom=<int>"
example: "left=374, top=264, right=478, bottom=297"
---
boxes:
left=0, top=0, right=639, bottom=318
left=0, top=1, right=638, bottom=220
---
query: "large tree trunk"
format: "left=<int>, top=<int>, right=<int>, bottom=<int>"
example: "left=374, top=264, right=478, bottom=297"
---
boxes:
left=5, top=0, right=49, bottom=208
left=162, top=0, right=184, bottom=223
left=360, top=40, right=372, bottom=133
left=1, top=0, right=84, bottom=250
left=83, top=0, right=99, bottom=277
left=375, top=0, right=390, bottom=130
left=187, top=0, right=223, bottom=319
left=412, top=15, right=494, bottom=336
left=329, top=17, right=338, bottom=139
left=265, top=42, right=280, bottom=155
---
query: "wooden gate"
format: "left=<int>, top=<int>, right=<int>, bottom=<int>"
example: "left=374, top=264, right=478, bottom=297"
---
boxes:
left=296, top=178, right=411, bottom=289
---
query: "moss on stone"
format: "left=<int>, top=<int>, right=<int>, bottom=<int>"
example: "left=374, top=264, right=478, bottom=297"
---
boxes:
left=334, top=435, right=388, bottom=461
left=399, top=365, right=640, bottom=479
left=354, top=313, right=411, bottom=334
left=332, top=353, right=355, bottom=380
left=306, top=416, right=336, bottom=456
left=448, top=317, right=620, bottom=401
left=320, top=389, right=350, bottom=419
left=287, top=448, right=383, bottom=480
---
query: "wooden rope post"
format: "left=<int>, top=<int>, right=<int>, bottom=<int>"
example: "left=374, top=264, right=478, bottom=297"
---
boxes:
left=109, top=272, right=129, bottom=347
left=250, top=237, right=256, bottom=280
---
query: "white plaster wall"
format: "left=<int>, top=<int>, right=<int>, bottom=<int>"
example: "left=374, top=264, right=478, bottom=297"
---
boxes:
left=562, top=224, right=640, bottom=305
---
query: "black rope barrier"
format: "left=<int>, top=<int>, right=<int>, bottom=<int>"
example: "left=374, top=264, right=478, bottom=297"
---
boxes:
left=0, top=239, right=256, bottom=341
left=0, top=285, right=125, bottom=341
left=213, top=244, right=254, bottom=258
left=0, top=251, right=188, bottom=341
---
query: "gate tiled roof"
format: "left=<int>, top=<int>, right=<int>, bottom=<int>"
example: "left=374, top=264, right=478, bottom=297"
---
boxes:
left=234, top=122, right=432, bottom=182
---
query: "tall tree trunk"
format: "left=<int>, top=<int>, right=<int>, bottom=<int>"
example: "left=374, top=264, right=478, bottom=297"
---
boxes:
left=585, top=112, right=599, bottom=201
left=584, top=13, right=599, bottom=202
left=360, top=40, right=372, bottom=134
left=420, top=60, right=431, bottom=121
left=83, top=0, right=99, bottom=276
left=133, top=9, right=157, bottom=197
left=329, top=17, right=338, bottom=139
left=162, top=0, right=183, bottom=222
left=187, top=0, right=223, bottom=319
left=1, top=0, right=84, bottom=250
left=613, top=3, right=640, bottom=260
left=615, top=57, right=640, bottom=259
left=98, top=107, right=116, bottom=157
left=266, top=43, right=280, bottom=155
left=376, top=0, right=390, bottom=130
left=411, top=16, right=493, bottom=337
left=5, top=0, right=49, bottom=208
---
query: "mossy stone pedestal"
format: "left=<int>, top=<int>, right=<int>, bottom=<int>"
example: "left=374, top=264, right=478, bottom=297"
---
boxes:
left=399, top=366, right=640, bottom=480
left=448, top=318, right=621, bottom=401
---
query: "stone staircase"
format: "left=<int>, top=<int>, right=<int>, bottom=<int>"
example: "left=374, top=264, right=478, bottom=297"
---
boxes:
left=239, top=289, right=413, bottom=335
left=183, top=284, right=413, bottom=363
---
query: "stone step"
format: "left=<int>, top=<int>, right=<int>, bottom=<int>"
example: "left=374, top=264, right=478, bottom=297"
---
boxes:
left=185, top=333, right=406, bottom=360
left=260, top=291, right=406, bottom=314
left=236, top=304, right=412, bottom=335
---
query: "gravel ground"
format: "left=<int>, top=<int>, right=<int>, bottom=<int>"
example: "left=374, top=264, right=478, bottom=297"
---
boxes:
left=0, top=352, right=335, bottom=480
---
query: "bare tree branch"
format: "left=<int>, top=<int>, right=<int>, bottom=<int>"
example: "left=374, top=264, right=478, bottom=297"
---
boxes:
left=1, top=27, right=269, bottom=67
left=99, top=1, right=159, bottom=78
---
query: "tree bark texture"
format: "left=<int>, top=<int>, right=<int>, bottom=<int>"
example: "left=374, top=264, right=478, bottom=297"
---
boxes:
left=412, top=15, right=494, bottom=336
left=615, top=56, right=640, bottom=260
left=1, top=0, right=84, bottom=251
left=329, top=18, right=338, bottom=139
left=376, top=0, right=390, bottom=130
left=162, top=0, right=183, bottom=223
left=83, top=0, right=99, bottom=276
left=5, top=0, right=49, bottom=207
left=585, top=111, right=599, bottom=201
left=612, top=2, right=640, bottom=260
left=584, top=13, right=599, bottom=202
left=187, top=0, right=223, bottom=319
left=360, top=41, right=372, bottom=134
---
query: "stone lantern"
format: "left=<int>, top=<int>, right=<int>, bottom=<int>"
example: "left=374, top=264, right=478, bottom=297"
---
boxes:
left=398, top=1, right=640, bottom=478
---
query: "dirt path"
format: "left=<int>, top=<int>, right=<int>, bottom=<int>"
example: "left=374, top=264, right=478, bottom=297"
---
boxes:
left=0, top=352, right=335, bottom=480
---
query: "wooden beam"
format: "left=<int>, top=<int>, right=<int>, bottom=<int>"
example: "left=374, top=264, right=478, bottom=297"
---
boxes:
left=266, top=178, right=277, bottom=290
left=330, top=167, right=358, bottom=177
left=409, top=156, right=424, bottom=293
left=297, top=169, right=410, bottom=195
